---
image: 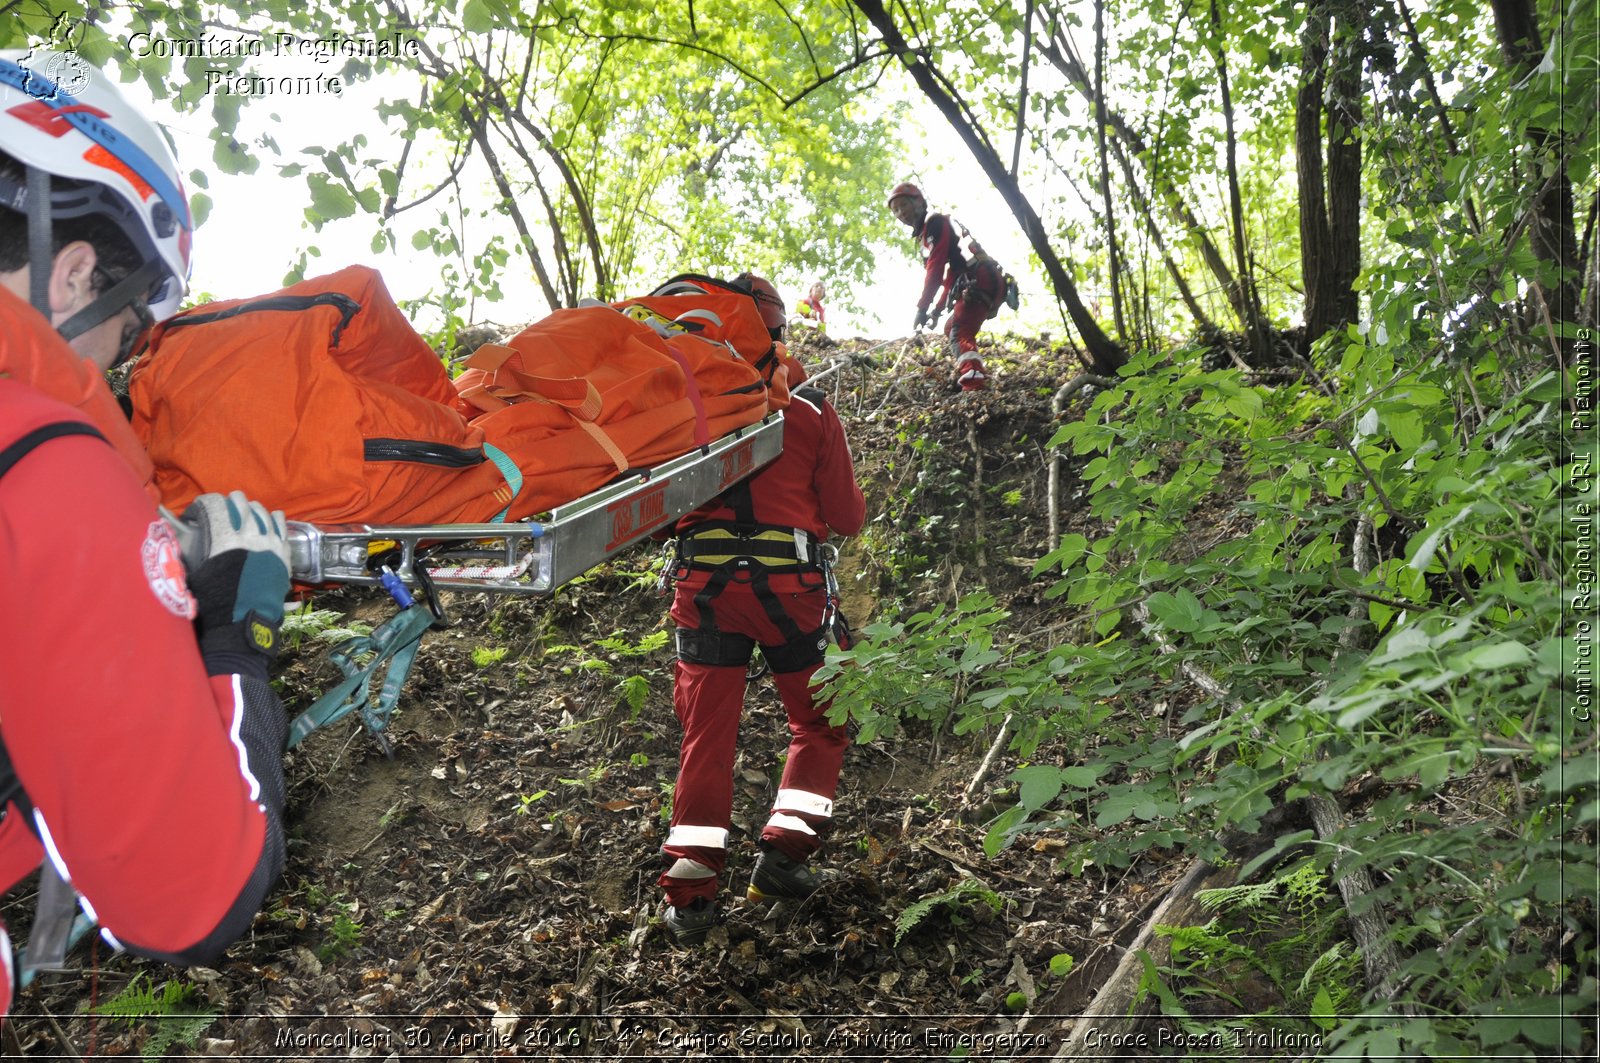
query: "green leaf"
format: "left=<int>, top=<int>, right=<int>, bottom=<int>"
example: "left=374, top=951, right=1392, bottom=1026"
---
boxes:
left=1450, top=640, right=1532, bottom=672
left=1059, top=765, right=1104, bottom=788
left=1310, top=985, right=1337, bottom=1031
left=462, top=0, right=494, bottom=32
left=1014, top=765, right=1063, bottom=812
left=306, top=175, right=357, bottom=225
left=1146, top=589, right=1204, bottom=633
left=189, top=191, right=213, bottom=228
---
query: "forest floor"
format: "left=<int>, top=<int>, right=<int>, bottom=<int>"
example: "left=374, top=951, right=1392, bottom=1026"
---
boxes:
left=7, top=330, right=1197, bottom=1061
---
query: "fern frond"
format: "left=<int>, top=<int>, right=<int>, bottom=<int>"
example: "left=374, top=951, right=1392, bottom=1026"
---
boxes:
left=1197, top=879, right=1277, bottom=914
left=93, top=975, right=161, bottom=1019
left=894, top=878, right=1004, bottom=945
left=144, top=1010, right=217, bottom=1061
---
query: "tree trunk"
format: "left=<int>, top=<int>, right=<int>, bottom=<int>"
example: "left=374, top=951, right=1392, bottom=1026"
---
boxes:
left=1211, top=0, right=1271, bottom=361
left=462, top=105, right=561, bottom=312
left=1323, top=3, right=1363, bottom=335
left=1298, top=1, right=1364, bottom=345
left=1489, top=0, right=1580, bottom=346
left=852, top=0, right=1127, bottom=374
left=1093, top=0, right=1127, bottom=341
left=1297, top=6, right=1334, bottom=342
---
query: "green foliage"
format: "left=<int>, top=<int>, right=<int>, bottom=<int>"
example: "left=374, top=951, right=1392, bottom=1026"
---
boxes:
left=471, top=645, right=509, bottom=668
left=1139, top=865, right=1360, bottom=1044
left=818, top=591, right=1125, bottom=755
left=319, top=908, right=365, bottom=963
left=860, top=426, right=979, bottom=585
left=894, top=877, right=1005, bottom=946
left=1010, top=335, right=1590, bottom=1052
left=280, top=603, right=374, bottom=652
left=93, top=975, right=217, bottom=1061
left=86, top=1, right=903, bottom=319
left=546, top=629, right=666, bottom=715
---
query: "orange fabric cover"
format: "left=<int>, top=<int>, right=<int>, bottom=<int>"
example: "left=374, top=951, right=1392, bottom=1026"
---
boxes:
left=610, top=291, right=796, bottom=410
left=128, top=266, right=770, bottom=525
left=131, top=267, right=502, bottom=523
left=455, top=305, right=769, bottom=519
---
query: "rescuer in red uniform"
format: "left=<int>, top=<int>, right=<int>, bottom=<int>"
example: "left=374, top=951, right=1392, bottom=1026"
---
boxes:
left=659, top=276, right=867, bottom=944
left=888, top=181, right=1006, bottom=391
left=0, top=51, right=291, bottom=1014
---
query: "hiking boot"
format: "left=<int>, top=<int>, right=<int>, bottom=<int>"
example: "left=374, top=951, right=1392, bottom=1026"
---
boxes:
left=746, top=847, right=828, bottom=905
left=956, top=358, right=988, bottom=391
left=663, top=897, right=716, bottom=945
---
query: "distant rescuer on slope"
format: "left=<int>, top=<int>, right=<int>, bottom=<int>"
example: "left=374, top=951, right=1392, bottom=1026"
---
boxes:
left=0, top=50, right=292, bottom=1013
left=658, top=274, right=867, bottom=944
left=887, top=181, right=1006, bottom=391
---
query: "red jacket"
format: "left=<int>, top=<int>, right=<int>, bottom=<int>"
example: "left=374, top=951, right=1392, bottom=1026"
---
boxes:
left=0, top=286, right=155, bottom=492
left=0, top=378, right=286, bottom=1016
left=674, top=385, right=865, bottom=540
left=916, top=213, right=967, bottom=316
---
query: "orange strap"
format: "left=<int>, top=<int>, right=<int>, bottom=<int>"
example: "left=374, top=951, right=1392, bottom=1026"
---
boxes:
left=459, top=344, right=627, bottom=473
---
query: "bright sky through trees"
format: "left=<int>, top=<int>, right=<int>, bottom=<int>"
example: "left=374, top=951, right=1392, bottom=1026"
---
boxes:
left=128, top=56, right=1059, bottom=341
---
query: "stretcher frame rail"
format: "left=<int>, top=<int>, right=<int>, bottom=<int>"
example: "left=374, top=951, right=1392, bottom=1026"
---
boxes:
left=285, top=414, right=784, bottom=595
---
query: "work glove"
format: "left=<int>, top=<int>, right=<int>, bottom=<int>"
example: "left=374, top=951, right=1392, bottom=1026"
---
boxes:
left=913, top=307, right=928, bottom=331
left=176, top=491, right=291, bottom=660
left=928, top=302, right=945, bottom=329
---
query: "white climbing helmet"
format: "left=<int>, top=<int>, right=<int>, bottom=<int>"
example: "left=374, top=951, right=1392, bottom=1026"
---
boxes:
left=0, top=49, right=192, bottom=329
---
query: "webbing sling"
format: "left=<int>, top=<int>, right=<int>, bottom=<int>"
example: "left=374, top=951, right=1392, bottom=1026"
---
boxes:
left=286, top=603, right=436, bottom=752
left=482, top=442, right=523, bottom=522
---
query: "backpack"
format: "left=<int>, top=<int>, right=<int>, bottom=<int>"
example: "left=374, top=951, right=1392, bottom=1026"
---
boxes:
left=958, top=241, right=1012, bottom=321
left=130, top=266, right=772, bottom=525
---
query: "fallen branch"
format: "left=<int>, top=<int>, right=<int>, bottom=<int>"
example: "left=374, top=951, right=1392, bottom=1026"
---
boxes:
left=1123, top=510, right=1404, bottom=1005
left=1052, top=857, right=1233, bottom=1059
left=1047, top=372, right=1114, bottom=546
left=961, top=712, right=1014, bottom=809
left=1306, top=511, right=1406, bottom=1002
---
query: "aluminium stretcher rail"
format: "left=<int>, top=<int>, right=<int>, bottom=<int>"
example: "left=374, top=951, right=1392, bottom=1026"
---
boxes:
left=284, top=413, right=784, bottom=595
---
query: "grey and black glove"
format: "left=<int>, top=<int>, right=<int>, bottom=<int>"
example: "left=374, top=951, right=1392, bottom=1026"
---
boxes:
left=176, top=491, right=291, bottom=661
left=913, top=306, right=928, bottom=331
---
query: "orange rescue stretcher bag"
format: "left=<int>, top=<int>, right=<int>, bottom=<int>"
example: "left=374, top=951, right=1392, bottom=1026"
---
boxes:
left=129, top=265, right=772, bottom=525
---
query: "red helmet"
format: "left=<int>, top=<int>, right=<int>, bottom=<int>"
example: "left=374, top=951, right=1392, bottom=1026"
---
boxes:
left=887, top=181, right=924, bottom=209
left=733, top=272, right=786, bottom=332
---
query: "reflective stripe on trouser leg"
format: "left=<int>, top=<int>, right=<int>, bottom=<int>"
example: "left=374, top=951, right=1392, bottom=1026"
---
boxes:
left=764, top=788, right=835, bottom=843
left=773, top=788, right=833, bottom=817
left=659, top=823, right=730, bottom=906
left=663, top=827, right=722, bottom=899
left=761, top=662, right=849, bottom=861
left=665, top=825, right=729, bottom=850
left=661, top=653, right=746, bottom=905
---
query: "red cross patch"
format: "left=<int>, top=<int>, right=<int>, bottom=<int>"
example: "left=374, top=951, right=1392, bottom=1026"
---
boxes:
left=141, top=520, right=197, bottom=620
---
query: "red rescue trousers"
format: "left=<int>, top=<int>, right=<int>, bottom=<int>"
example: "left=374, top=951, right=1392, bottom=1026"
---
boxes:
left=659, top=568, right=848, bottom=906
left=943, top=264, right=1005, bottom=360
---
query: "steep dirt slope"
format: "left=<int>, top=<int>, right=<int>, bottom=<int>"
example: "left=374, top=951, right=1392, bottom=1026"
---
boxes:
left=7, top=332, right=1189, bottom=1059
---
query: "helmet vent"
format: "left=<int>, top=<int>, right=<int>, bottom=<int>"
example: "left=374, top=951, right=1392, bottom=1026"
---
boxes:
left=150, top=201, right=175, bottom=237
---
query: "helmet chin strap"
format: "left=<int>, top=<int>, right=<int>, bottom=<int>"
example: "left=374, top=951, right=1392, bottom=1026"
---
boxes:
left=21, top=163, right=167, bottom=344
left=54, top=258, right=165, bottom=342
left=26, top=167, right=53, bottom=318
